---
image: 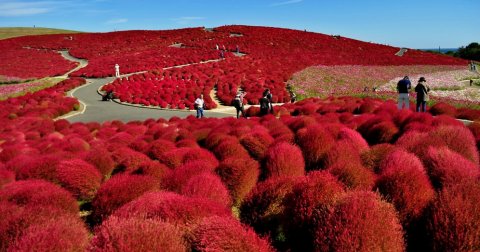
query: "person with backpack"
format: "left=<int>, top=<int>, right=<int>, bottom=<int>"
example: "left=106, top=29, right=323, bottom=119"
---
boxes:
left=233, top=91, right=247, bottom=118
left=414, top=77, right=430, bottom=112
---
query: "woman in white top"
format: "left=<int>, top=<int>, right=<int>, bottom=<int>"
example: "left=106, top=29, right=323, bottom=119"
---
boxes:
left=194, top=94, right=205, bottom=118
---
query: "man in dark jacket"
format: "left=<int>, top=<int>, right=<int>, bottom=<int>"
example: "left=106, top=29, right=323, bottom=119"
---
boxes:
left=414, top=77, right=430, bottom=112
left=397, top=76, right=411, bottom=110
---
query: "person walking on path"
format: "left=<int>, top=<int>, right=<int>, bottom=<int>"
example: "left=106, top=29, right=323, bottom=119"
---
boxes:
left=115, top=64, right=120, bottom=78
left=397, top=76, right=411, bottom=110
left=194, top=94, right=205, bottom=118
left=260, top=88, right=274, bottom=115
left=233, top=91, right=247, bottom=118
left=414, top=77, right=430, bottom=112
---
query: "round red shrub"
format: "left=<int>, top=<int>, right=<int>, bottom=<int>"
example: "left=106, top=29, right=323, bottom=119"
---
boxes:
left=424, top=181, right=480, bottom=251
left=163, top=160, right=216, bottom=192
left=263, top=142, right=305, bottom=180
left=15, top=154, right=61, bottom=183
left=147, top=139, right=176, bottom=160
left=327, top=161, right=376, bottom=191
left=376, top=149, right=435, bottom=226
left=216, top=156, right=260, bottom=206
left=240, top=130, right=274, bottom=160
left=0, top=167, right=15, bottom=188
left=240, top=176, right=305, bottom=248
left=362, top=120, right=399, bottom=145
left=0, top=179, right=78, bottom=214
left=180, top=172, right=231, bottom=207
left=91, top=174, right=159, bottom=223
left=422, top=146, right=480, bottom=190
left=429, top=102, right=457, bottom=117
left=112, top=147, right=152, bottom=174
left=191, top=216, right=274, bottom=252
left=428, top=125, right=479, bottom=164
left=134, top=160, right=169, bottom=181
left=89, top=216, right=187, bottom=252
left=282, top=171, right=345, bottom=251
left=213, top=138, right=250, bottom=161
left=85, top=145, right=116, bottom=178
left=316, top=191, right=405, bottom=252
left=397, top=125, right=479, bottom=165
left=337, top=127, right=369, bottom=151
left=10, top=214, right=89, bottom=252
left=323, top=139, right=363, bottom=169
left=112, top=191, right=231, bottom=227
left=64, top=136, right=90, bottom=153
left=56, top=159, right=102, bottom=201
left=295, top=124, right=335, bottom=170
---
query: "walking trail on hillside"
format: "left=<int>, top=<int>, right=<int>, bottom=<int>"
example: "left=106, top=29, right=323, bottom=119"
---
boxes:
left=56, top=51, right=246, bottom=123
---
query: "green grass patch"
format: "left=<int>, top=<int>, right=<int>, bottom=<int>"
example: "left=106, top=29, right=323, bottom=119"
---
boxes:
left=0, top=27, right=81, bottom=40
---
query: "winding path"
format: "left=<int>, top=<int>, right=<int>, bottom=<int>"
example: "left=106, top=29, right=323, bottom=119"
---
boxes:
left=57, top=51, right=239, bottom=123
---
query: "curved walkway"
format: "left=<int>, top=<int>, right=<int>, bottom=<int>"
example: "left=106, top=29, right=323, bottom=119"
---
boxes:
left=56, top=51, right=240, bottom=123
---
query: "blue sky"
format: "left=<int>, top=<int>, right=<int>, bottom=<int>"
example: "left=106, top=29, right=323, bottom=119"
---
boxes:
left=0, top=0, right=478, bottom=49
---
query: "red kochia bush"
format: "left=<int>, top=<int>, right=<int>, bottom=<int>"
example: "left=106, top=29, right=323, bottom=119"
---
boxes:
left=191, top=216, right=274, bottom=252
left=10, top=214, right=89, bottom=252
left=422, top=146, right=480, bottom=190
left=89, top=216, right=187, bottom=252
left=216, top=156, right=260, bottom=206
left=146, top=139, right=176, bottom=160
left=85, top=145, right=116, bottom=178
left=316, top=191, right=405, bottom=252
left=376, top=150, right=435, bottom=226
left=327, top=161, right=376, bottom=191
left=337, top=127, right=369, bottom=151
left=163, top=160, right=217, bottom=192
left=397, top=125, right=479, bottom=165
left=361, top=120, right=399, bottom=145
left=263, top=142, right=305, bottom=180
left=15, top=154, right=61, bottom=183
left=0, top=179, right=79, bottom=214
left=0, top=167, right=15, bottom=188
left=360, top=143, right=397, bottom=173
left=429, top=102, right=457, bottom=117
left=180, top=172, right=232, bottom=207
left=240, top=130, right=275, bottom=160
left=56, top=159, right=102, bottom=201
left=240, top=176, right=305, bottom=248
left=112, top=191, right=231, bottom=227
left=282, top=171, right=345, bottom=251
left=111, top=147, right=152, bottom=174
left=91, top=174, right=159, bottom=223
left=425, top=181, right=480, bottom=251
left=295, top=124, right=335, bottom=170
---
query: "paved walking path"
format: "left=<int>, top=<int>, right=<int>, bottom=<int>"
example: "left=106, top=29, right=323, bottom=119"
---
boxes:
left=56, top=51, right=242, bottom=123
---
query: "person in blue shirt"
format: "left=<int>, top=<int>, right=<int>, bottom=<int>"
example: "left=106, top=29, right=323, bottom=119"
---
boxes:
left=397, top=76, right=411, bottom=110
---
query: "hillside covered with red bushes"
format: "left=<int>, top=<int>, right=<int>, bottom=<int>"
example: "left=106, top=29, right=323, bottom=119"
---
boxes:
left=1, top=25, right=479, bottom=251
left=0, top=25, right=467, bottom=107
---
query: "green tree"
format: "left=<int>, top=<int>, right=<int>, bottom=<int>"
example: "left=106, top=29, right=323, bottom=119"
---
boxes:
left=455, top=42, right=480, bottom=61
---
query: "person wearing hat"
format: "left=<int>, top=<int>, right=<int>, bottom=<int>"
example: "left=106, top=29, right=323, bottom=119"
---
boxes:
left=397, top=76, right=411, bottom=110
left=414, top=77, right=430, bottom=112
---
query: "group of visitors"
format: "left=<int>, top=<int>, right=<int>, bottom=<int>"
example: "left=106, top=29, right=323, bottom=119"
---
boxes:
left=397, top=76, right=430, bottom=112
